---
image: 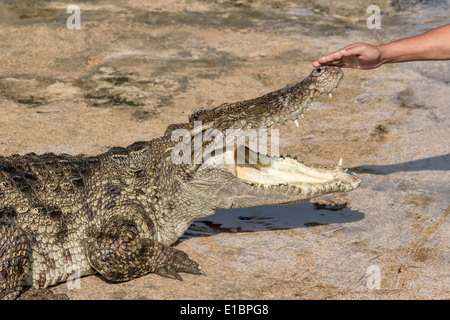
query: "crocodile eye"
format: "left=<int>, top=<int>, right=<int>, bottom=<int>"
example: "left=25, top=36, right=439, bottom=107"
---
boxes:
left=315, top=67, right=324, bottom=75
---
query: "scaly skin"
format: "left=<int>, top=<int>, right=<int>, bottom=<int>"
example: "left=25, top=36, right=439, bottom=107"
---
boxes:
left=0, top=66, right=359, bottom=299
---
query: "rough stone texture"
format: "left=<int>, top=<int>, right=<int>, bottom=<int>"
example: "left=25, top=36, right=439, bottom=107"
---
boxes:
left=0, top=0, right=449, bottom=299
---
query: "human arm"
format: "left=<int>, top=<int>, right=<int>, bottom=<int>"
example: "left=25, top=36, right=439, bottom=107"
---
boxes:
left=312, top=24, right=450, bottom=69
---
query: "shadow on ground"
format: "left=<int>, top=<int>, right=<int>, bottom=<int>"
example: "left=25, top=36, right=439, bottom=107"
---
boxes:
left=182, top=201, right=364, bottom=240
left=351, top=153, right=450, bottom=175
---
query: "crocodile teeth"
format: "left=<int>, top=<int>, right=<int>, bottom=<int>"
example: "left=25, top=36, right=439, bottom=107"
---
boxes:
left=294, top=119, right=299, bottom=127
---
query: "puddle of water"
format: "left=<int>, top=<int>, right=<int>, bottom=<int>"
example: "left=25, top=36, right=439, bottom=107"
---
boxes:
left=181, top=200, right=364, bottom=240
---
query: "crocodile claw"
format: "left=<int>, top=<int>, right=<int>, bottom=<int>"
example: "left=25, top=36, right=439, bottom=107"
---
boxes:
left=155, top=248, right=204, bottom=281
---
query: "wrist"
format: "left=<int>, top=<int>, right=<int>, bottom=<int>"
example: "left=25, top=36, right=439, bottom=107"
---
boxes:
left=377, top=44, right=390, bottom=65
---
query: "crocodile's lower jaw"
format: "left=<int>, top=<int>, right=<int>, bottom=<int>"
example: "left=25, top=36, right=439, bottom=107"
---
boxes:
left=230, top=147, right=360, bottom=197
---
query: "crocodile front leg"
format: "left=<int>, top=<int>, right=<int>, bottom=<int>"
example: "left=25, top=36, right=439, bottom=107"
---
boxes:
left=0, top=219, right=31, bottom=300
left=87, top=215, right=203, bottom=282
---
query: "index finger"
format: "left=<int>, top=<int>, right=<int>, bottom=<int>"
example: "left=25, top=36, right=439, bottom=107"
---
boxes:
left=313, top=50, right=344, bottom=66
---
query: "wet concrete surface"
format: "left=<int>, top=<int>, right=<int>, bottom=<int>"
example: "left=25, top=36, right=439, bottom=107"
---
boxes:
left=0, top=0, right=449, bottom=299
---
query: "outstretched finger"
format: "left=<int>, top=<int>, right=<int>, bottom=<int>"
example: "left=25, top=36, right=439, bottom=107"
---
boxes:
left=317, top=50, right=343, bottom=64
left=313, top=58, right=342, bottom=67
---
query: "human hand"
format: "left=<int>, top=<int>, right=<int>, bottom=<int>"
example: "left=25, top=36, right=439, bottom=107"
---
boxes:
left=312, top=43, right=384, bottom=70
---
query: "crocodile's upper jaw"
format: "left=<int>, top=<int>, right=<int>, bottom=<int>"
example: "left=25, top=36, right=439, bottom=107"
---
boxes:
left=188, top=66, right=344, bottom=132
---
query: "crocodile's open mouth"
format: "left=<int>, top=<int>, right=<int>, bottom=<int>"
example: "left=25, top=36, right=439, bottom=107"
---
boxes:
left=227, top=68, right=358, bottom=196
left=228, top=146, right=360, bottom=197
left=192, top=66, right=359, bottom=203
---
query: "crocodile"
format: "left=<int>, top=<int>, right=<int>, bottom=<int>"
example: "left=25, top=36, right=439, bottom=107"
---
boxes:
left=0, top=66, right=360, bottom=299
